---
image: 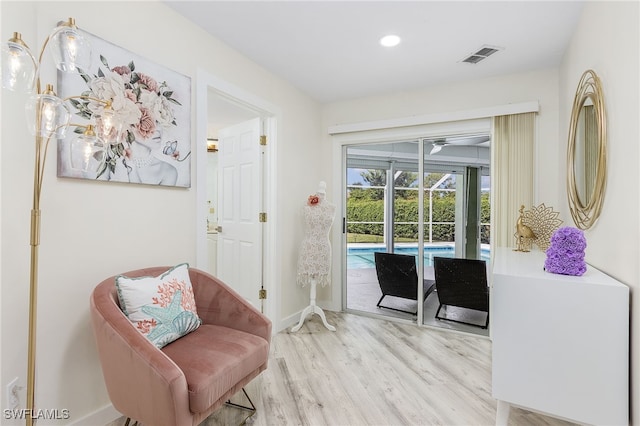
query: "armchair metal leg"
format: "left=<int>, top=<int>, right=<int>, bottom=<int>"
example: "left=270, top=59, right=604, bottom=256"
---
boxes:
left=225, top=387, right=257, bottom=426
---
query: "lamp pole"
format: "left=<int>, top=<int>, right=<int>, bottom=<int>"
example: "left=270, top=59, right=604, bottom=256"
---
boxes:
left=26, top=110, right=51, bottom=425
left=26, top=136, right=42, bottom=426
left=2, top=19, right=113, bottom=426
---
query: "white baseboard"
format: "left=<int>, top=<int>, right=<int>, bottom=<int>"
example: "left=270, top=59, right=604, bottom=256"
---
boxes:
left=279, top=311, right=301, bottom=332
left=69, top=403, right=121, bottom=426
left=279, top=303, right=337, bottom=333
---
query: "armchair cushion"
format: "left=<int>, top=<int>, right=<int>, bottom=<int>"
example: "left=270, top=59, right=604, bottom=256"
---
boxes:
left=162, top=323, right=269, bottom=414
left=115, top=263, right=202, bottom=348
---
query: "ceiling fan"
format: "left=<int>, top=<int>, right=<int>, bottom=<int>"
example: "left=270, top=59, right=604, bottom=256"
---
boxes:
left=426, top=135, right=490, bottom=155
left=429, top=140, right=448, bottom=155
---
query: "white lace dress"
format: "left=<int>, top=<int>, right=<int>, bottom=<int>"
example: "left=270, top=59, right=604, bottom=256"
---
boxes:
left=296, top=199, right=336, bottom=287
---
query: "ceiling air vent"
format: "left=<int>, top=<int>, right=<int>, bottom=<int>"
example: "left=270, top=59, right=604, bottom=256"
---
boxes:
left=461, top=45, right=503, bottom=64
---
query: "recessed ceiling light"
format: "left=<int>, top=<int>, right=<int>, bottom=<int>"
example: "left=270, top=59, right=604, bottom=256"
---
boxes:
left=380, top=34, right=401, bottom=48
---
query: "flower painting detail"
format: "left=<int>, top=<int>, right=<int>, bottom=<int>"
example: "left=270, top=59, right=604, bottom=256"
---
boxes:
left=57, top=32, right=191, bottom=187
left=73, top=57, right=183, bottom=176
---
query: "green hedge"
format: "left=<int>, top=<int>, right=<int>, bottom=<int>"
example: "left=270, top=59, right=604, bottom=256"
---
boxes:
left=347, top=193, right=490, bottom=243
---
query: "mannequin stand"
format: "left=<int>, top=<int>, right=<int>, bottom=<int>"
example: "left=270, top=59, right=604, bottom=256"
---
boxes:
left=291, top=278, right=336, bottom=332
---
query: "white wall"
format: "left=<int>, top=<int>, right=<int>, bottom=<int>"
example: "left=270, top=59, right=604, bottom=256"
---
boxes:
left=559, top=1, right=639, bottom=422
left=1, top=1, right=321, bottom=423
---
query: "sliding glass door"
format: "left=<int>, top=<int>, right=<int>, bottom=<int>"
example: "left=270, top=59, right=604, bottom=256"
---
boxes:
left=345, top=141, right=422, bottom=320
left=343, top=137, right=491, bottom=335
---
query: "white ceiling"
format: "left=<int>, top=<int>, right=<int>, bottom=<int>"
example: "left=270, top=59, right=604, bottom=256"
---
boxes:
left=166, top=0, right=585, bottom=104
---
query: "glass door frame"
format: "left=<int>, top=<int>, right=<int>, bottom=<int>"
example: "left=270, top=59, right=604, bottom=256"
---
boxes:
left=335, top=118, right=492, bottom=327
left=341, top=141, right=474, bottom=325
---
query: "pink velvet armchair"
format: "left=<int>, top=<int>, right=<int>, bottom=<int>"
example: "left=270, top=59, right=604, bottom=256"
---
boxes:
left=89, top=266, right=272, bottom=426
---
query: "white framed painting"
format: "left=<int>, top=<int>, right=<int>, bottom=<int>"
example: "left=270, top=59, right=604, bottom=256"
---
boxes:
left=57, top=31, right=191, bottom=187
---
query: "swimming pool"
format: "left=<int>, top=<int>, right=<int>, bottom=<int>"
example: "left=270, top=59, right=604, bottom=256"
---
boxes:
left=347, top=245, right=490, bottom=269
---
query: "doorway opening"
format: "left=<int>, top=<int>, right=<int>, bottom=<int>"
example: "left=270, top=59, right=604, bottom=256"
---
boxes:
left=196, top=70, right=279, bottom=322
left=343, top=136, right=490, bottom=336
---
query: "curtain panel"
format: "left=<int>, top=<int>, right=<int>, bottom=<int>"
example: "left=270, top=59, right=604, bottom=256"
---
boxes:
left=492, top=112, right=535, bottom=248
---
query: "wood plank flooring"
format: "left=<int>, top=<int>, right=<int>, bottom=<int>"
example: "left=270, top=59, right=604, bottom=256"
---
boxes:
left=107, top=311, right=575, bottom=426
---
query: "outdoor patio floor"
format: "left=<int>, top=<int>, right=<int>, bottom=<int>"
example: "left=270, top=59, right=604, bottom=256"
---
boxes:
left=346, top=267, right=490, bottom=337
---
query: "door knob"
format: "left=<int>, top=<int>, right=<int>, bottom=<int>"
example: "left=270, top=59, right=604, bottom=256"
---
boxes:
left=215, top=225, right=222, bottom=233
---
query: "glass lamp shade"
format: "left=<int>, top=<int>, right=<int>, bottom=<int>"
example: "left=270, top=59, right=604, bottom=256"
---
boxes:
left=49, top=24, right=91, bottom=73
left=95, top=111, right=123, bottom=145
left=1, top=39, right=36, bottom=92
left=25, top=93, right=71, bottom=138
left=70, top=133, right=105, bottom=172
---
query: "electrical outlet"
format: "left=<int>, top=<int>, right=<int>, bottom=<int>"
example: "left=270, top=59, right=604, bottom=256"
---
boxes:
left=6, top=377, right=19, bottom=410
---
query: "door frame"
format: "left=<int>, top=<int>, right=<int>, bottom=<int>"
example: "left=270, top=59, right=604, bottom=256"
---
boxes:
left=196, top=69, right=280, bottom=325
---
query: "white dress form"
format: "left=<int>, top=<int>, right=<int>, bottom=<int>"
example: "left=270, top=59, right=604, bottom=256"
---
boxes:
left=292, top=182, right=336, bottom=332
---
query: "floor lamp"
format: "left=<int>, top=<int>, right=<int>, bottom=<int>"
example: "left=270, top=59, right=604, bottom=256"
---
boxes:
left=2, top=18, right=119, bottom=426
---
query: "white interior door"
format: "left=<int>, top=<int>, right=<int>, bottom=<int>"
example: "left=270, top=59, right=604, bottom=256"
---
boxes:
left=217, top=117, right=263, bottom=307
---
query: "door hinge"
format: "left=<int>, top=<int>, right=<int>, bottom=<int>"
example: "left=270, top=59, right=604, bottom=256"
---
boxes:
left=259, top=288, right=267, bottom=300
left=260, top=135, right=267, bottom=146
left=259, top=212, right=267, bottom=222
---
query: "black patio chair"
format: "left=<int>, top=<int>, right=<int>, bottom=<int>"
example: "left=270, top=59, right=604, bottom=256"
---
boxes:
left=433, top=256, right=489, bottom=328
left=374, top=252, right=436, bottom=315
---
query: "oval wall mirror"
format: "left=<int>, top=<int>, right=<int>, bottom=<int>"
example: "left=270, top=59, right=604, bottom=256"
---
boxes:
left=567, top=69, right=607, bottom=229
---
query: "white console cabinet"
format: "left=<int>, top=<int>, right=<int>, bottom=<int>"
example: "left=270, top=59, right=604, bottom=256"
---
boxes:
left=491, top=247, right=628, bottom=425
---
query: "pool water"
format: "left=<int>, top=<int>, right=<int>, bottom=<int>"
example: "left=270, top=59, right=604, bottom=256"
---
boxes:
left=347, top=245, right=490, bottom=269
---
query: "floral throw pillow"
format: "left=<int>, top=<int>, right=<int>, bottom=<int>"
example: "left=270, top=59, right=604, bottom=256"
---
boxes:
left=115, top=263, right=201, bottom=349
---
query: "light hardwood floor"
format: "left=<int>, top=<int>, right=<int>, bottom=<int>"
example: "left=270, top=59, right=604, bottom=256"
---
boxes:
left=107, top=311, right=575, bottom=426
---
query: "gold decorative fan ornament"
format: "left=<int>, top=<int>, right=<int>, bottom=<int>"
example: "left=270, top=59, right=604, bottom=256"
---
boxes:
left=514, top=204, right=563, bottom=252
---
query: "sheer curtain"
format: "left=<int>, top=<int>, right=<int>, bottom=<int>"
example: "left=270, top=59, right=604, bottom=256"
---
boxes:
left=492, top=112, right=535, bottom=248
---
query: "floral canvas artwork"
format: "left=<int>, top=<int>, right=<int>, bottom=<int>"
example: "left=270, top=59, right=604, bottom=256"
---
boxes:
left=57, top=31, right=191, bottom=187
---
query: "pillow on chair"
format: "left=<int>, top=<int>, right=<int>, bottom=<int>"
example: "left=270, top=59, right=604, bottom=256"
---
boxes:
left=115, top=263, right=202, bottom=348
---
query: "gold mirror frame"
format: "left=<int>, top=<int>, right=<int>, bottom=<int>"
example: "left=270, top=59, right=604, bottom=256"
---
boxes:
left=567, top=69, right=607, bottom=229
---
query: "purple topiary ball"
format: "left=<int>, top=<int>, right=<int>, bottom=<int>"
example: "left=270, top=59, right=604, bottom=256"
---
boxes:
left=545, top=227, right=587, bottom=276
